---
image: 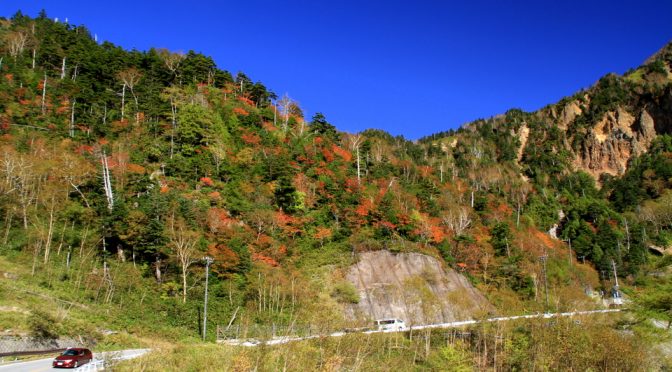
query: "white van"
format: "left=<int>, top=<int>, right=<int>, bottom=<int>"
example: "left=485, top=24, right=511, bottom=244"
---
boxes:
left=375, top=318, right=407, bottom=332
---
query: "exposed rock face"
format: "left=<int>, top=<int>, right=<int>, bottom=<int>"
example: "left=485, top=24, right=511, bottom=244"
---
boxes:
left=344, top=250, right=490, bottom=325
left=571, top=106, right=664, bottom=178
left=559, top=101, right=583, bottom=130
left=515, top=123, right=529, bottom=163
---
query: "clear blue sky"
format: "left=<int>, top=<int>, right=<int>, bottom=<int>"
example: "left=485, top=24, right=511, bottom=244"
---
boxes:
left=3, top=1, right=672, bottom=139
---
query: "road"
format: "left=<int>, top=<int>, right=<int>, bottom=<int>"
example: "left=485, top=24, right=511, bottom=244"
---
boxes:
left=220, top=309, right=623, bottom=347
left=0, top=349, right=149, bottom=372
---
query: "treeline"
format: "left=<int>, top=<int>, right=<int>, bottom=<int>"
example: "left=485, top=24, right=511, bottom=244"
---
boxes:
left=0, top=10, right=670, bottom=334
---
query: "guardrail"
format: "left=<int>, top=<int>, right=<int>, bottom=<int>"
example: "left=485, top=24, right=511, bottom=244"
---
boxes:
left=0, top=347, right=67, bottom=358
left=218, top=309, right=624, bottom=347
left=0, top=336, right=84, bottom=358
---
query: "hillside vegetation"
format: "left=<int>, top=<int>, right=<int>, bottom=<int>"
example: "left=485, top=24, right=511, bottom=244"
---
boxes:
left=0, top=10, right=671, bottom=370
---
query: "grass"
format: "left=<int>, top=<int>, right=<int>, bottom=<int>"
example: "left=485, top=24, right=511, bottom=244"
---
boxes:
left=115, top=314, right=654, bottom=371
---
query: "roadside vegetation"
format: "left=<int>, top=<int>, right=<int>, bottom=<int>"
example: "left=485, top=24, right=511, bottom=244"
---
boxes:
left=0, top=10, right=671, bottom=370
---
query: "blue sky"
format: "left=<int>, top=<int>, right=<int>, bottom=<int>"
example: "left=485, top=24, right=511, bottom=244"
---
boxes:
left=2, top=1, right=671, bottom=139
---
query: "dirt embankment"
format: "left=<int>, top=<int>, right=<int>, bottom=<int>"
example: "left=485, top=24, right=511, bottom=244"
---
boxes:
left=344, top=250, right=491, bottom=325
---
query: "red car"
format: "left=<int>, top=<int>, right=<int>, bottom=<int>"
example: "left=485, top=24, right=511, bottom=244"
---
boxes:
left=52, top=348, right=93, bottom=368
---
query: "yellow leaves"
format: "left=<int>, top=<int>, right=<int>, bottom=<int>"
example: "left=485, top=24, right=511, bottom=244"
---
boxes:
left=234, top=147, right=255, bottom=165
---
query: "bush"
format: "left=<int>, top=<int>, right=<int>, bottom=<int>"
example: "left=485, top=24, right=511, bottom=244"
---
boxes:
left=28, top=309, right=61, bottom=340
left=331, top=282, right=360, bottom=304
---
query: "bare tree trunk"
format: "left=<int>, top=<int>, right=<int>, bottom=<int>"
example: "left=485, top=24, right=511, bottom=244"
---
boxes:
left=31, top=241, right=42, bottom=276
left=182, top=265, right=188, bottom=303
left=3, top=210, right=12, bottom=246
left=516, top=202, right=521, bottom=228
left=120, top=84, right=126, bottom=120
left=624, top=218, right=631, bottom=252
left=70, top=99, right=76, bottom=137
left=170, top=99, right=177, bottom=159
left=356, top=147, right=361, bottom=185
left=132, top=89, right=139, bottom=124
left=102, top=103, right=107, bottom=126
left=155, top=256, right=162, bottom=283
left=32, top=49, right=36, bottom=69
left=60, top=57, right=66, bottom=79
left=41, top=73, right=47, bottom=114
left=101, top=151, right=114, bottom=210
left=43, top=197, right=55, bottom=264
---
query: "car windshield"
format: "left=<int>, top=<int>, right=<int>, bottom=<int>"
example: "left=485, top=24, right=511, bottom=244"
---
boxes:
left=62, top=350, right=79, bottom=356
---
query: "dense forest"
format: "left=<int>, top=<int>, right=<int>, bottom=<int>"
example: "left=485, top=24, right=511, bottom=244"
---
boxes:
left=0, top=10, right=671, bottom=370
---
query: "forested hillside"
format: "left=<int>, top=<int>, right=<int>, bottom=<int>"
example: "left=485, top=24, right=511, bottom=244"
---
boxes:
left=0, top=10, right=670, bottom=370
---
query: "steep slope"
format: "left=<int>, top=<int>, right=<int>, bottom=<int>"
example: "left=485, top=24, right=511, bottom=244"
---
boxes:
left=344, top=250, right=490, bottom=325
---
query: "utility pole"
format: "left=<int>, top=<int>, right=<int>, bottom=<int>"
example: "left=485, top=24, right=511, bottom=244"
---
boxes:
left=540, top=255, right=549, bottom=313
left=611, top=259, right=623, bottom=306
left=611, top=259, right=619, bottom=288
left=202, top=256, right=214, bottom=341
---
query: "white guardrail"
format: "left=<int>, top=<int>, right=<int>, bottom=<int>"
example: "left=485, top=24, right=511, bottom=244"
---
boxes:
left=77, top=349, right=150, bottom=371
left=220, top=309, right=623, bottom=347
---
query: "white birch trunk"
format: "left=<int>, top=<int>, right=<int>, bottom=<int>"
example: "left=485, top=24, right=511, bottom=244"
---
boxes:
left=61, top=57, right=66, bottom=79
left=70, top=99, right=76, bottom=137
left=41, top=73, right=47, bottom=114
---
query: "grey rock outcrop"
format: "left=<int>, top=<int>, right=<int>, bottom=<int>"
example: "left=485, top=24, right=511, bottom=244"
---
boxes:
left=344, top=250, right=490, bottom=325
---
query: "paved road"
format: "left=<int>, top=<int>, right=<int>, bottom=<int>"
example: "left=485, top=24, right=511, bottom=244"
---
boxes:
left=0, top=349, right=149, bottom=372
left=220, top=309, right=623, bottom=347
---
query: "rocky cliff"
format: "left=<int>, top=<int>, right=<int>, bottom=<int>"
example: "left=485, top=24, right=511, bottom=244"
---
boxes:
left=566, top=105, right=666, bottom=178
left=344, top=250, right=490, bottom=325
left=529, top=43, right=672, bottom=180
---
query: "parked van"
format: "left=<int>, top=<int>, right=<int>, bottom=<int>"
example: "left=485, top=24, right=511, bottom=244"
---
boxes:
left=375, top=318, right=407, bottom=332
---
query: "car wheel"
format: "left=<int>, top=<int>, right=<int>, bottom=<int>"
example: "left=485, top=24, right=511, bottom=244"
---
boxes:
left=74, top=361, right=79, bottom=368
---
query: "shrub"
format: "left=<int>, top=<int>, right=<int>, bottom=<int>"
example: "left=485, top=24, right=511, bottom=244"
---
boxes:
left=28, top=309, right=60, bottom=340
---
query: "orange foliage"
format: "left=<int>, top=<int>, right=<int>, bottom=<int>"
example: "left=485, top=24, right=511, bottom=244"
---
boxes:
left=533, top=229, right=556, bottom=249
left=377, top=220, right=397, bottom=230
left=419, top=165, right=433, bottom=178
left=262, top=121, right=277, bottom=132
left=233, top=107, right=249, bottom=116
left=127, top=163, right=145, bottom=174
left=241, top=131, right=261, bottom=145
left=430, top=223, right=446, bottom=243
left=74, top=145, right=94, bottom=155
left=160, top=185, right=170, bottom=193
left=209, top=243, right=241, bottom=275
left=111, top=120, right=129, bottom=132
left=237, top=96, right=255, bottom=106
left=200, top=177, right=214, bottom=186
left=278, top=245, right=287, bottom=255
left=208, top=191, right=221, bottom=199
left=344, top=177, right=359, bottom=192
left=206, top=207, right=236, bottom=233
left=252, top=252, right=279, bottom=267
left=314, top=227, right=332, bottom=241
left=494, top=202, right=512, bottom=215
left=321, top=147, right=334, bottom=163
left=332, top=144, right=352, bottom=162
